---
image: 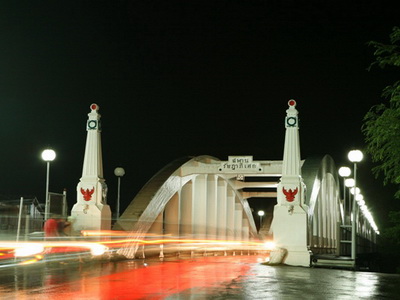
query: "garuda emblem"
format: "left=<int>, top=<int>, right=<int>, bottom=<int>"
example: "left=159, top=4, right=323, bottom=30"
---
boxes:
left=81, top=187, right=95, bottom=201
left=282, top=187, right=298, bottom=202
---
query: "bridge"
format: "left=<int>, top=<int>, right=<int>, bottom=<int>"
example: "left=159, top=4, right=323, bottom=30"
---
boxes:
left=70, top=101, right=379, bottom=267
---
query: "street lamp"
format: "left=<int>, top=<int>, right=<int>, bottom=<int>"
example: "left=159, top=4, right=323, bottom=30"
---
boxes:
left=338, top=166, right=351, bottom=177
left=344, top=178, right=355, bottom=188
left=348, top=150, right=363, bottom=261
left=258, top=210, right=265, bottom=232
left=41, top=149, right=56, bottom=221
left=350, top=187, right=361, bottom=195
left=355, top=194, right=364, bottom=202
left=114, top=167, right=125, bottom=219
left=344, top=178, right=355, bottom=220
left=338, top=166, right=351, bottom=223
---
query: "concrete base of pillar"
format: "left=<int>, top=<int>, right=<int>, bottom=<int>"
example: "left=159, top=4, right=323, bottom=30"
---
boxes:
left=71, top=203, right=111, bottom=234
left=283, top=248, right=311, bottom=267
left=271, top=204, right=311, bottom=267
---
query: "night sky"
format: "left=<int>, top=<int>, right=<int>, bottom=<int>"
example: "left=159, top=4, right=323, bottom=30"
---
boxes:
left=1, top=1, right=399, bottom=227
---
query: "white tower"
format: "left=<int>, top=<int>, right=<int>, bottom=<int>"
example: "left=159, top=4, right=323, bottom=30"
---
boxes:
left=71, top=104, right=111, bottom=233
left=271, top=100, right=311, bottom=266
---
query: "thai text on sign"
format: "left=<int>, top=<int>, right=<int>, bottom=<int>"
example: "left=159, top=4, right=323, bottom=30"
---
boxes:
left=218, top=156, right=262, bottom=173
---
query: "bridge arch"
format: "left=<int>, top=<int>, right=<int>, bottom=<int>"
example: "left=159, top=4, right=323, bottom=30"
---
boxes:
left=115, top=153, right=375, bottom=261
left=115, top=155, right=258, bottom=258
left=302, top=155, right=342, bottom=254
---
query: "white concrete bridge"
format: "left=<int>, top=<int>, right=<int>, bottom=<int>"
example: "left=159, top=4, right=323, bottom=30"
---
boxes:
left=72, top=102, right=379, bottom=267
left=114, top=153, right=378, bottom=266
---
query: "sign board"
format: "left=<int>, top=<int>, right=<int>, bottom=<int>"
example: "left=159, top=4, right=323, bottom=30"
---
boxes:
left=218, top=156, right=263, bottom=173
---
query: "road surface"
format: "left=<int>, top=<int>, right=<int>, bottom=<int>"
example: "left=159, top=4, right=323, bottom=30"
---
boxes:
left=1, top=255, right=400, bottom=299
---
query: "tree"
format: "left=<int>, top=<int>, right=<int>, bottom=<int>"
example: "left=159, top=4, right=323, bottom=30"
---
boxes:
left=383, top=211, right=400, bottom=245
left=363, top=26, right=400, bottom=198
left=363, top=28, right=400, bottom=273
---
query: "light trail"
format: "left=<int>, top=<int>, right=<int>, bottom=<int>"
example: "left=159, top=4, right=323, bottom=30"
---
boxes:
left=0, top=231, right=274, bottom=266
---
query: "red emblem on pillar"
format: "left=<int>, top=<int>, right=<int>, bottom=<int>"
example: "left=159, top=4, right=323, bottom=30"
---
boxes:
left=282, top=187, right=298, bottom=202
left=81, top=187, right=95, bottom=201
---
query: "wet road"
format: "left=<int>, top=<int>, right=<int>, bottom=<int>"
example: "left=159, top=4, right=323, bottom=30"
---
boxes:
left=1, top=255, right=400, bottom=299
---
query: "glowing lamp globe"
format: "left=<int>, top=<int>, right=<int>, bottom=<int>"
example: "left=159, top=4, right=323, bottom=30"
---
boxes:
left=348, top=150, right=363, bottom=163
left=344, top=178, right=355, bottom=188
left=41, top=149, right=56, bottom=162
left=258, top=210, right=265, bottom=217
left=338, top=167, right=351, bottom=177
left=114, top=167, right=125, bottom=177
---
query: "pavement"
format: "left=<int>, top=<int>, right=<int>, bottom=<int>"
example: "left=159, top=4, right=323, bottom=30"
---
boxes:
left=1, top=254, right=400, bottom=299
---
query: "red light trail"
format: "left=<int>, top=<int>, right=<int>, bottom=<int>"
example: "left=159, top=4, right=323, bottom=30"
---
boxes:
left=8, top=256, right=266, bottom=299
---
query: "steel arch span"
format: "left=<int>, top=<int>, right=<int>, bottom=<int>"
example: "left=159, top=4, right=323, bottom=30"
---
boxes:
left=115, top=155, right=260, bottom=259
left=114, top=154, right=376, bottom=261
left=302, top=155, right=342, bottom=254
left=303, top=155, right=378, bottom=257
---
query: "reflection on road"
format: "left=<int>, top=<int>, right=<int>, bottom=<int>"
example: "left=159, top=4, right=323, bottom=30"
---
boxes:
left=0, top=255, right=267, bottom=299
left=1, top=255, right=400, bottom=299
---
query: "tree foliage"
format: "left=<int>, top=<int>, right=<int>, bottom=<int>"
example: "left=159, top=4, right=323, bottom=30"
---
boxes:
left=363, top=27, right=400, bottom=198
left=383, top=211, right=400, bottom=245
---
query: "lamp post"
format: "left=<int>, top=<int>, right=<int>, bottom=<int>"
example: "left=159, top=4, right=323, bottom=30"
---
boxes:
left=345, top=178, right=355, bottom=222
left=338, top=166, right=351, bottom=223
left=348, top=150, right=363, bottom=261
left=114, top=167, right=125, bottom=219
left=41, top=149, right=56, bottom=221
left=257, top=210, right=265, bottom=232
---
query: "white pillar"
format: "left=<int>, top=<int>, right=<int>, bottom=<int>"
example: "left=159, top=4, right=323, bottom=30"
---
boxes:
left=311, top=198, right=318, bottom=248
left=165, top=192, right=180, bottom=236
left=318, top=189, right=323, bottom=248
left=226, top=190, right=235, bottom=240
left=193, top=175, right=207, bottom=238
left=321, top=180, right=327, bottom=248
left=149, top=211, right=164, bottom=235
left=217, top=179, right=227, bottom=240
left=242, top=217, right=249, bottom=241
left=180, top=181, right=193, bottom=237
left=206, top=175, right=218, bottom=239
left=71, top=104, right=111, bottom=233
left=234, top=202, right=243, bottom=240
left=271, top=100, right=311, bottom=267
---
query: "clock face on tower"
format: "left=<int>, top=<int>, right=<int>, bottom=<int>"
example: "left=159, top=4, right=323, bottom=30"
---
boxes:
left=87, top=120, right=97, bottom=130
left=87, top=120, right=102, bottom=130
left=286, top=116, right=297, bottom=127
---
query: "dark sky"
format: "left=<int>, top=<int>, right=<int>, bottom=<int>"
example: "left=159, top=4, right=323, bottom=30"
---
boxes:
left=1, top=1, right=399, bottom=227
